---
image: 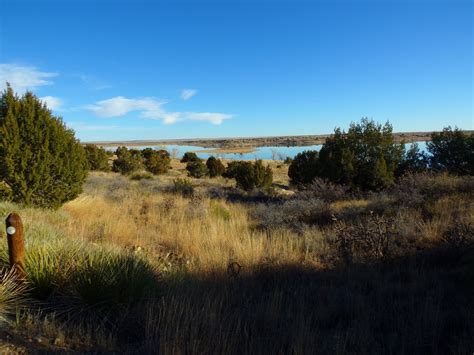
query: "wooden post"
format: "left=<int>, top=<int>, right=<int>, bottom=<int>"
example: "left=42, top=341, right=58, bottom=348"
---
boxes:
left=5, top=213, right=26, bottom=277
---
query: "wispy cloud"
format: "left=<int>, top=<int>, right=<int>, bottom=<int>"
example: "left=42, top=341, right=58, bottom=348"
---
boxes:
left=181, top=112, right=232, bottom=125
left=0, top=63, right=58, bottom=92
left=87, top=96, right=164, bottom=118
left=40, top=96, right=62, bottom=111
left=87, top=96, right=232, bottom=125
left=181, top=89, right=197, bottom=100
left=79, top=74, right=112, bottom=91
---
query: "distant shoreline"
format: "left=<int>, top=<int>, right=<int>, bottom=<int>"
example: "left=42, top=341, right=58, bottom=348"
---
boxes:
left=85, top=130, right=473, bottom=148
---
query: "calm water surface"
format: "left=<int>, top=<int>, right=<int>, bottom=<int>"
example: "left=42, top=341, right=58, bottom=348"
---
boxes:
left=107, top=142, right=428, bottom=161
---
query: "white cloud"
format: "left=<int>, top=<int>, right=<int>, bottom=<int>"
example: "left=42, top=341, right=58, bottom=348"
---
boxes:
left=40, top=96, right=62, bottom=111
left=87, top=96, right=165, bottom=118
left=163, top=112, right=233, bottom=125
left=87, top=96, right=232, bottom=125
left=0, top=63, right=58, bottom=92
left=181, top=89, right=197, bottom=100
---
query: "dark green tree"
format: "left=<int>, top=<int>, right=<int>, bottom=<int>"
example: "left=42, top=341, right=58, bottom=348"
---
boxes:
left=288, top=150, right=320, bottom=185
left=223, top=161, right=243, bottom=179
left=112, top=146, right=142, bottom=174
left=206, top=156, right=225, bottom=178
left=397, top=143, right=428, bottom=175
left=224, top=160, right=273, bottom=191
left=84, top=144, right=111, bottom=172
left=0, top=85, right=88, bottom=208
left=180, top=152, right=200, bottom=163
left=317, top=128, right=356, bottom=185
left=318, top=118, right=404, bottom=190
left=142, top=148, right=171, bottom=175
left=428, top=127, right=474, bottom=175
left=253, top=160, right=273, bottom=189
left=186, top=160, right=208, bottom=178
left=233, top=161, right=255, bottom=190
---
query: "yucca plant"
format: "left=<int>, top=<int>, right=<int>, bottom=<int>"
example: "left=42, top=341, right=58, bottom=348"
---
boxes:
left=24, top=242, right=79, bottom=301
left=69, top=250, right=159, bottom=315
left=0, top=268, right=28, bottom=324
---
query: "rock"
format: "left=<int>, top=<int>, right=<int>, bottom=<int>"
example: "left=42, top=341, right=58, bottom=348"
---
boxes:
left=54, top=336, right=65, bottom=347
left=34, top=335, right=48, bottom=344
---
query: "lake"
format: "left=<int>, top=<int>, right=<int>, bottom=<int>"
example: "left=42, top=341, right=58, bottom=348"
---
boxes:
left=107, top=142, right=428, bottom=161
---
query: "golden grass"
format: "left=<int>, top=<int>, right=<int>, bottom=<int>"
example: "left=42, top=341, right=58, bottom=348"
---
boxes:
left=330, top=199, right=370, bottom=212
left=61, top=173, right=313, bottom=274
left=1, top=172, right=472, bottom=353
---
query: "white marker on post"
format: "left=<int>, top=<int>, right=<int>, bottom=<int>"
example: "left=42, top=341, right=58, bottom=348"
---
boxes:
left=6, top=226, right=16, bottom=235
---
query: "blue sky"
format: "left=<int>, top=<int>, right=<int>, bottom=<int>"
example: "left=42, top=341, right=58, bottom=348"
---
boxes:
left=0, top=0, right=472, bottom=142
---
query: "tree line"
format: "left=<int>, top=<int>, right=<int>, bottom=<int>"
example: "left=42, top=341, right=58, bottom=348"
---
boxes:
left=288, top=118, right=473, bottom=190
left=0, top=87, right=472, bottom=208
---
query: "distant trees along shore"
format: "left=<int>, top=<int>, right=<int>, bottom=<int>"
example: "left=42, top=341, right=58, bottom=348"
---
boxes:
left=1, top=86, right=472, bottom=208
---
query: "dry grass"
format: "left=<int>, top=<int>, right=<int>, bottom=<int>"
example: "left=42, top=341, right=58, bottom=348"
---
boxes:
left=0, top=171, right=472, bottom=353
left=61, top=173, right=311, bottom=274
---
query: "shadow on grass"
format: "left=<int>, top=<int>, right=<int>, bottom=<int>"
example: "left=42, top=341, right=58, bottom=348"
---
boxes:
left=129, top=245, right=474, bottom=355
left=8, top=242, right=472, bottom=354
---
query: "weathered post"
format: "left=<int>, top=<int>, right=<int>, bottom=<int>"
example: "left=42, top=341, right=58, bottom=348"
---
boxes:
left=5, top=213, right=26, bottom=278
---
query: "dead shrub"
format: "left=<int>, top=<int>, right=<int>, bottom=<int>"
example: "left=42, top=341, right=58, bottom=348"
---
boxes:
left=334, top=214, right=398, bottom=264
left=394, top=173, right=474, bottom=207
left=253, top=198, right=332, bottom=232
left=442, top=221, right=474, bottom=249
left=298, top=178, right=349, bottom=202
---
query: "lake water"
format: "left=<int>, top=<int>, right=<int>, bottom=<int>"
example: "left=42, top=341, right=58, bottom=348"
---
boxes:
left=107, top=142, right=428, bottom=161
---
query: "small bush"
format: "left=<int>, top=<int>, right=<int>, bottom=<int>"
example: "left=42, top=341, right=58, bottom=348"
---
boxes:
left=186, top=160, right=208, bottom=178
left=253, top=197, right=332, bottom=232
left=392, top=172, right=474, bottom=208
left=142, top=148, right=170, bottom=175
left=0, top=181, right=12, bottom=201
left=180, top=152, right=200, bottom=163
left=441, top=221, right=473, bottom=249
left=130, top=171, right=153, bottom=181
left=228, top=161, right=254, bottom=189
left=173, top=178, right=194, bottom=197
left=298, top=178, right=349, bottom=202
left=112, top=146, right=143, bottom=175
left=288, top=151, right=320, bottom=186
left=84, top=144, right=111, bottom=172
left=222, top=161, right=243, bottom=179
left=206, top=156, right=225, bottom=178
left=224, top=160, right=273, bottom=191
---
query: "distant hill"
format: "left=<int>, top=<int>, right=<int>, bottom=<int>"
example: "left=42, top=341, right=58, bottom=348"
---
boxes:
left=85, top=130, right=473, bottom=148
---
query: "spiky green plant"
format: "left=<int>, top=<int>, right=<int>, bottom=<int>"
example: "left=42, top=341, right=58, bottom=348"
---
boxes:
left=0, top=268, right=28, bottom=323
